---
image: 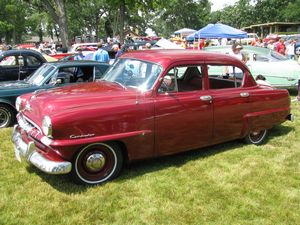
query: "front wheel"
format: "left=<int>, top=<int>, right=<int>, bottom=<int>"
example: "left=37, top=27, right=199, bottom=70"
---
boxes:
left=244, top=129, right=268, bottom=145
left=0, top=104, right=15, bottom=128
left=71, top=142, right=123, bottom=185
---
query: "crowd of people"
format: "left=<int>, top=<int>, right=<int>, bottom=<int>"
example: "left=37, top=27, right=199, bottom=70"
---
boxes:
left=178, top=35, right=299, bottom=60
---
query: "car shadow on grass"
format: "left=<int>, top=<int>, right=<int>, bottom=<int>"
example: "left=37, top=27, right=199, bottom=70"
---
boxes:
left=26, top=124, right=293, bottom=193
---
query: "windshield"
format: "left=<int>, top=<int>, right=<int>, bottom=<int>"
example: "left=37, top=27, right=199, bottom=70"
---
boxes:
left=102, top=58, right=163, bottom=91
left=27, top=64, right=56, bottom=85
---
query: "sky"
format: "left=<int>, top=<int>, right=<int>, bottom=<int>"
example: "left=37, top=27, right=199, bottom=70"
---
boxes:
left=211, top=0, right=239, bottom=11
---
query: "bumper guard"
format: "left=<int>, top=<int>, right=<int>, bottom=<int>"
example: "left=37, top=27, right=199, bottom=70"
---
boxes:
left=12, top=125, right=72, bottom=174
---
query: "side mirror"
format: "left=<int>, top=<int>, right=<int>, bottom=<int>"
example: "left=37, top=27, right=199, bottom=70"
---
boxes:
left=55, top=72, right=73, bottom=84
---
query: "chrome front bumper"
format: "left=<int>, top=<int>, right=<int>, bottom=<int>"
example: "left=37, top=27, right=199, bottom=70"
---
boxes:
left=12, top=125, right=72, bottom=174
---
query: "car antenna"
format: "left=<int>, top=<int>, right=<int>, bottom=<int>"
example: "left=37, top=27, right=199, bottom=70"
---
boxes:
left=18, top=51, right=21, bottom=80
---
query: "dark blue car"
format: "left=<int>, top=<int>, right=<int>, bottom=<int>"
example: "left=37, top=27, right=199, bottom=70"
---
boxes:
left=0, top=49, right=48, bottom=82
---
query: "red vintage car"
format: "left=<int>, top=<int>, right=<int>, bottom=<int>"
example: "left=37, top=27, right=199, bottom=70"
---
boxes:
left=12, top=50, right=293, bottom=185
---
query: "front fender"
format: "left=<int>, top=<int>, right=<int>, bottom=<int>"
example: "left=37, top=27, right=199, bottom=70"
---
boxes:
left=0, top=98, right=16, bottom=109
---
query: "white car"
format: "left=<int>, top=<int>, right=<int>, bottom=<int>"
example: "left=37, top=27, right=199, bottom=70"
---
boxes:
left=241, top=33, right=259, bottom=45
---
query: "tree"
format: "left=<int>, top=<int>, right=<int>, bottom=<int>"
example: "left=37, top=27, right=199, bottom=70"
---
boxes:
left=251, top=0, right=291, bottom=23
left=209, top=0, right=255, bottom=28
left=151, top=0, right=211, bottom=37
left=280, top=0, right=300, bottom=21
left=24, top=0, right=69, bottom=48
left=0, top=0, right=27, bottom=44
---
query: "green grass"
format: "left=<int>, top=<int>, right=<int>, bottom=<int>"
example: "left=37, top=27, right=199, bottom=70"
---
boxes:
left=1, top=94, right=300, bottom=225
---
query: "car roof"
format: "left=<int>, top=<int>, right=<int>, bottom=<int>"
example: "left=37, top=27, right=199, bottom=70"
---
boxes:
left=120, top=49, right=246, bottom=68
left=45, top=60, right=109, bottom=67
left=1, top=49, right=44, bottom=56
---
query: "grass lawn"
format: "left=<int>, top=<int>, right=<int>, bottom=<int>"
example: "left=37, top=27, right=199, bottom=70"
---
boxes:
left=0, top=94, right=300, bottom=225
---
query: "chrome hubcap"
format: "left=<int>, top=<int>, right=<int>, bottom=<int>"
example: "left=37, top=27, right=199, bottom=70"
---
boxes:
left=85, top=153, right=106, bottom=172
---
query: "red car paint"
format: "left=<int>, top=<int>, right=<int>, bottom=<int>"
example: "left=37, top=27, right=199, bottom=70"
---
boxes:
left=13, top=49, right=291, bottom=184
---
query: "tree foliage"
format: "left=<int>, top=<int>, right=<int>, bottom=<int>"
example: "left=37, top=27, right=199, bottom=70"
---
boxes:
left=0, top=0, right=27, bottom=44
left=151, top=0, right=211, bottom=37
left=1, top=0, right=300, bottom=46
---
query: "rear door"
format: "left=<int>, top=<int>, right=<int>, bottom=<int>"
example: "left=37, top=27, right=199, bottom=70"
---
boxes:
left=206, top=64, right=252, bottom=143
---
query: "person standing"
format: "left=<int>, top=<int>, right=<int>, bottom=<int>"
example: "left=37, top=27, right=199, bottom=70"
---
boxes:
left=225, top=43, right=247, bottom=78
left=113, top=44, right=123, bottom=59
left=229, top=43, right=247, bottom=63
left=285, top=40, right=295, bottom=60
left=92, top=42, right=110, bottom=63
left=74, top=48, right=84, bottom=60
left=276, top=39, right=286, bottom=55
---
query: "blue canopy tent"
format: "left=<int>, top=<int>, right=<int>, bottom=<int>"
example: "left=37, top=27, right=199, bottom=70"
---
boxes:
left=187, top=23, right=247, bottom=41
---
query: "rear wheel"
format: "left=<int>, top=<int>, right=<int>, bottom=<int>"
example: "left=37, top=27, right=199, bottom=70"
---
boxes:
left=71, top=142, right=123, bottom=185
left=0, top=104, right=15, bottom=128
left=244, top=129, right=268, bottom=145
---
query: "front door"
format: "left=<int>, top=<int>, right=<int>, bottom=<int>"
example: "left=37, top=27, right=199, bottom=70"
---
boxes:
left=154, top=65, right=213, bottom=156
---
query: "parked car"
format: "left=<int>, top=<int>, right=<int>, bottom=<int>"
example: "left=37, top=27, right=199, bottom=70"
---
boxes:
left=241, top=33, right=259, bottom=45
left=12, top=50, right=292, bottom=185
left=0, top=49, right=49, bottom=82
left=0, top=60, right=109, bottom=128
left=204, top=45, right=300, bottom=88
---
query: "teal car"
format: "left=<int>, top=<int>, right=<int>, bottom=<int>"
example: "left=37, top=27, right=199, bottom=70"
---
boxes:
left=204, top=46, right=300, bottom=88
left=0, top=61, right=109, bottom=128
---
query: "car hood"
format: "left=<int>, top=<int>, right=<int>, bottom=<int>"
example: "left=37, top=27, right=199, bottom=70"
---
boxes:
left=248, top=59, right=300, bottom=77
left=23, top=81, right=142, bottom=123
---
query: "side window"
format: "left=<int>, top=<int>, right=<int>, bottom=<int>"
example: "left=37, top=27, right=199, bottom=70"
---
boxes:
left=94, top=66, right=105, bottom=80
left=207, top=64, right=244, bottom=89
left=253, top=54, right=269, bottom=62
left=0, top=56, right=17, bottom=66
left=57, top=67, right=76, bottom=83
left=158, top=66, right=203, bottom=93
left=0, top=55, right=24, bottom=66
left=26, top=56, right=42, bottom=66
left=75, top=66, right=93, bottom=82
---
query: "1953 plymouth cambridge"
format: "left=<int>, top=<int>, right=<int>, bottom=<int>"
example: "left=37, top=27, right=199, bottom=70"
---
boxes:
left=12, top=50, right=293, bottom=185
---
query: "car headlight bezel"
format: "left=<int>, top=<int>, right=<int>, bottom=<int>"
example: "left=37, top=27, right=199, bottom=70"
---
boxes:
left=42, top=116, right=53, bottom=138
left=15, top=97, right=23, bottom=112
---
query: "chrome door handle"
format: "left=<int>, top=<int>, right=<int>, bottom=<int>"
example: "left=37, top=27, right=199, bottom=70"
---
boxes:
left=240, top=92, right=249, bottom=97
left=200, top=95, right=212, bottom=101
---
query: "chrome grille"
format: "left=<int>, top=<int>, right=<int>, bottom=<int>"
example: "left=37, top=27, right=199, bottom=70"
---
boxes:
left=18, top=113, right=42, bottom=133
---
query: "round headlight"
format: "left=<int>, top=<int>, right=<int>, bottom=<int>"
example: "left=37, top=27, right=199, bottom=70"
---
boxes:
left=15, top=97, right=23, bottom=112
left=42, top=116, right=52, bottom=137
